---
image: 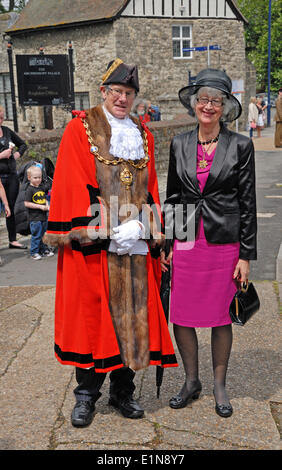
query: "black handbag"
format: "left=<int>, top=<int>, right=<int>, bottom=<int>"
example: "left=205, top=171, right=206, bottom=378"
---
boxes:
left=229, top=282, right=260, bottom=326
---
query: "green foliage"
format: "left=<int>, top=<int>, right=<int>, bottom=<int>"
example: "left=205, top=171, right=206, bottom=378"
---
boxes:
left=237, top=0, right=282, bottom=92
left=0, top=0, right=27, bottom=13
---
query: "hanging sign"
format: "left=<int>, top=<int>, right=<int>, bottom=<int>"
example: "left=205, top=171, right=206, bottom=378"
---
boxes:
left=16, top=54, right=73, bottom=106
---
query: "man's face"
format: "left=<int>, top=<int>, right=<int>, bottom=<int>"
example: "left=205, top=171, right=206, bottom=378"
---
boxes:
left=100, top=84, right=136, bottom=119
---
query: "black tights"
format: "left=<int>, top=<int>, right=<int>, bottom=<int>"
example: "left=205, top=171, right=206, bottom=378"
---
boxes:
left=173, top=323, right=233, bottom=405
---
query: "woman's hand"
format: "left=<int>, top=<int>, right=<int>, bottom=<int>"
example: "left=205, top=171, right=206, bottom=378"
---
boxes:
left=160, top=248, right=173, bottom=272
left=4, top=203, right=11, bottom=218
left=0, top=148, right=12, bottom=159
left=13, top=151, right=21, bottom=160
left=233, top=259, right=250, bottom=284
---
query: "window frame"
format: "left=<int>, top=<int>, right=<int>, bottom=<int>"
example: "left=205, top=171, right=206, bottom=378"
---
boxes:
left=74, top=91, right=90, bottom=111
left=172, top=24, right=193, bottom=60
left=0, top=73, right=13, bottom=120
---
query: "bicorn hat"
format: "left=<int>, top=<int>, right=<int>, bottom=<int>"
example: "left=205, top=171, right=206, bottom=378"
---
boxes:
left=102, top=58, right=139, bottom=92
left=178, top=68, right=242, bottom=122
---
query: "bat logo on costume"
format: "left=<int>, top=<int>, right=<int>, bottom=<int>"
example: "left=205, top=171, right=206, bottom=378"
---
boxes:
left=32, top=191, right=46, bottom=205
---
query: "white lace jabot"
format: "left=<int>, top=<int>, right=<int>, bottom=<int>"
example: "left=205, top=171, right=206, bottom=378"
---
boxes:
left=103, top=106, right=148, bottom=256
left=103, top=106, right=145, bottom=161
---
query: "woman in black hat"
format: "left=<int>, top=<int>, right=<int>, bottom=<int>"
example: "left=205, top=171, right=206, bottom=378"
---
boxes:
left=161, top=68, right=257, bottom=418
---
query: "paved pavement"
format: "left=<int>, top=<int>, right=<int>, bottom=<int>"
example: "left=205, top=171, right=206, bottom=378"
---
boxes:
left=0, top=124, right=281, bottom=452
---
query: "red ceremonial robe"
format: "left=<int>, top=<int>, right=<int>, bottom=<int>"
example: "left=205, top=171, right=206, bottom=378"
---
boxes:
left=45, top=105, right=177, bottom=373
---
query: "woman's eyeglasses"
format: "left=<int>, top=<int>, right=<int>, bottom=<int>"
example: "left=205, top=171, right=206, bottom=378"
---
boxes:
left=197, top=97, right=223, bottom=108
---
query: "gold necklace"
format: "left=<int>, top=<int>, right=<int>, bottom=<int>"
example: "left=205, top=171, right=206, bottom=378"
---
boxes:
left=198, top=133, right=219, bottom=169
left=82, top=118, right=149, bottom=189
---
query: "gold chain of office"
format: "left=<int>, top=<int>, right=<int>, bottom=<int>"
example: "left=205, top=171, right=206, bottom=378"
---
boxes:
left=82, top=118, right=149, bottom=168
left=82, top=118, right=149, bottom=189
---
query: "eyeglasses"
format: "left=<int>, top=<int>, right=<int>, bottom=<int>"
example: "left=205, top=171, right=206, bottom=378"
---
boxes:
left=197, top=97, right=223, bottom=108
left=107, top=86, right=136, bottom=99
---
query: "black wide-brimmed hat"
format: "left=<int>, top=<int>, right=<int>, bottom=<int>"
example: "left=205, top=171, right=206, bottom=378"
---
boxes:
left=102, top=58, right=139, bottom=92
left=178, top=68, right=242, bottom=122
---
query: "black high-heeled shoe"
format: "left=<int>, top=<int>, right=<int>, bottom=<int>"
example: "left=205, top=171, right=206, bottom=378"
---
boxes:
left=169, top=381, right=202, bottom=409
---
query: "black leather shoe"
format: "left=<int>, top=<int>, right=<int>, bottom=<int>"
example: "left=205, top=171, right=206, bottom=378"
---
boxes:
left=215, top=402, right=233, bottom=418
left=109, top=394, right=144, bottom=419
left=169, top=381, right=202, bottom=409
left=213, top=390, right=233, bottom=418
left=71, top=400, right=95, bottom=427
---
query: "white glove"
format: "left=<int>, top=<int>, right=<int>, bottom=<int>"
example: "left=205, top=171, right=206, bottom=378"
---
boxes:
left=112, top=220, right=144, bottom=255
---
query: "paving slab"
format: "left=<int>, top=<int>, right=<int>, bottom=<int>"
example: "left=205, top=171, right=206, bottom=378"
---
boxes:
left=1, top=282, right=280, bottom=451
left=0, top=124, right=281, bottom=452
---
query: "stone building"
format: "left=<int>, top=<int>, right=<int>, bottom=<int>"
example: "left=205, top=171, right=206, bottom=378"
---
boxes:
left=2, top=0, right=255, bottom=133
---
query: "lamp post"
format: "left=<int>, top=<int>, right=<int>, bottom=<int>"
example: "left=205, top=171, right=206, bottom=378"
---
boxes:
left=68, top=40, right=75, bottom=114
left=6, top=41, right=18, bottom=132
left=267, top=0, right=272, bottom=127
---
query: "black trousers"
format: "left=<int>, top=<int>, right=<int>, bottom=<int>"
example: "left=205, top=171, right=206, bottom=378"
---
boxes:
left=0, top=174, right=19, bottom=242
left=74, top=367, right=136, bottom=403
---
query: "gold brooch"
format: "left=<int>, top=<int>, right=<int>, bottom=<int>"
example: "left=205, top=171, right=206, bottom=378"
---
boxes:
left=198, top=158, right=208, bottom=169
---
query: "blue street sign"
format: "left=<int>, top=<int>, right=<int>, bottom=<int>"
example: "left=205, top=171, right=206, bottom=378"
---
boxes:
left=209, top=45, right=221, bottom=50
left=183, top=46, right=207, bottom=52
left=183, top=45, right=221, bottom=52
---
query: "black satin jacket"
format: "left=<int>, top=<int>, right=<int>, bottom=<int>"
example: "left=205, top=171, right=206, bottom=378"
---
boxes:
left=164, top=124, right=257, bottom=260
left=0, top=125, right=27, bottom=175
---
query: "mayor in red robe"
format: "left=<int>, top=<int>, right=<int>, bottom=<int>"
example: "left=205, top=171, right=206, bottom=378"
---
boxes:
left=45, top=59, right=177, bottom=427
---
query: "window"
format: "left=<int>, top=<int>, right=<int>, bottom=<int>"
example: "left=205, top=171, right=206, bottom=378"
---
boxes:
left=75, top=92, right=90, bottom=110
left=0, top=74, right=13, bottom=120
left=172, top=25, right=192, bottom=59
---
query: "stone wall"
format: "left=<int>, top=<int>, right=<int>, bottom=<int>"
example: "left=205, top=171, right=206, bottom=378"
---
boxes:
left=17, top=128, right=64, bottom=168
left=16, top=116, right=196, bottom=174
left=115, top=17, right=250, bottom=128
left=3, top=12, right=255, bottom=134
left=147, top=115, right=196, bottom=172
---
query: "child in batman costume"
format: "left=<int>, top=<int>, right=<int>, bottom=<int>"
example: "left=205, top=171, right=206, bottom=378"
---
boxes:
left=24, top=165, right=54, bottom=260
left=45, top=59, right=177, bottom=427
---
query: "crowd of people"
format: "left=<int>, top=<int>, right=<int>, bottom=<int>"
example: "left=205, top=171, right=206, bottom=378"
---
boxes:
left=247, top=95, right=267, bottom=138
left=0, top=60, right=280, bottom=426
left=131, top=97, right=161, bottom=124
left=247, top=91, right=282, bottom=147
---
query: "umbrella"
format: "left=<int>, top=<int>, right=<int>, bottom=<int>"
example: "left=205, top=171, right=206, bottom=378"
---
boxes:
left=156, top=248, right=171, bottom=398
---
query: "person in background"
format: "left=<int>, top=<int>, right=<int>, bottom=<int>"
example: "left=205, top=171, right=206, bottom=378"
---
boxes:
left=161, top=68, right=257, bottom=418
left=274, top=88, right=282, bottom=148
left=148, top=103, right=161, bottom=121
left=248, top=96, right=258, bottom=139
left=131, top=98, right=151, bottom=124
left=0, top=179, right=10, bottom=218
left=0, top=179, right=11, bottom=266
left=0, top=105, right=27, bottom=249
left=256, top=97, right=265, bottom=138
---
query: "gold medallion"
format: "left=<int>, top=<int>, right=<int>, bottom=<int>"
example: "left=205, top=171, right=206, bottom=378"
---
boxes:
left=120, top=167, right=133, bottom=189
left=198, top=158, right=208, bottom=169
